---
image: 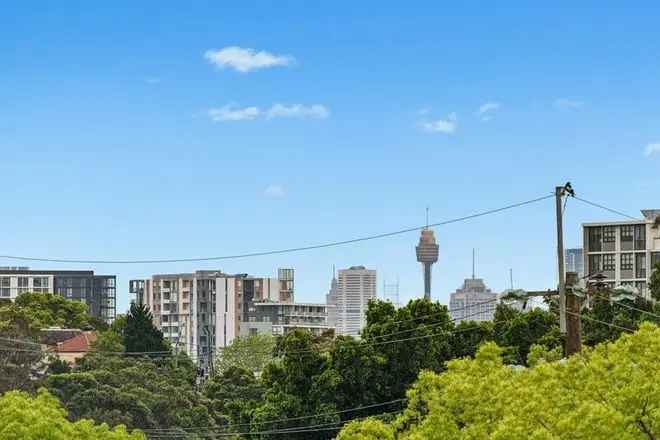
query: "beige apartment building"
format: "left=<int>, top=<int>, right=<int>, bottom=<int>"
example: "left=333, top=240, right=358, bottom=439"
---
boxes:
left=583, top=209, right=660, bottom=298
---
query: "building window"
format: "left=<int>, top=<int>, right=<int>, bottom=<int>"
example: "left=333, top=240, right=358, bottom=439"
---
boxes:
left=636, top=253, right=646, bottom=279
left=0, top=277, right=9, bottom=288
left=588, top=227, right=602, bottom=252
left=17, top=278, right=28, bottom=288
left=652, top=252, right=660, bottom=269
left=634, top=225, right=646, bottom=250
left=0, top=288, right=9, bottom=297
left=621, top=225, right=634, bottom=242
left=603, top=227, right=616, bottom=243
left=602, top=254, right=616, bottom=271
left=620, top=253, right=634, bottom=271
left=635, top=281, right=647, bottom=295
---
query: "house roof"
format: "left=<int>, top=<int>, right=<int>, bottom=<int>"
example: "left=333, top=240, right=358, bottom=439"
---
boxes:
left=53, top=331, right=97, bottom=353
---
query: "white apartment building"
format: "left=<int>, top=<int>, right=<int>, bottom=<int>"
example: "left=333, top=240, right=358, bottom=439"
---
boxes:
left=583, top=209, right=660, bottom=298
left=331, top=266, right=377, bottom=337
left=133, top=270, right=290, bottom=367
left=449, top=277, right=498, bottom=323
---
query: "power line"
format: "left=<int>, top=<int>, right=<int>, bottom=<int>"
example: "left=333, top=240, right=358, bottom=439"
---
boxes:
left=0, top=194, right=554, bottom=264
left=572, top=196, right=639, bottom=220
left=566, top=310, right=635, bottom=333
left=591, top=293, right=660, bottom=321
left=142, top=399, right=405, bottom=433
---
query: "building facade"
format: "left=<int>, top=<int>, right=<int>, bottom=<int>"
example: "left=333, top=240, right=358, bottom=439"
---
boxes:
left=0, top=267, right=116, bottom=323
left=449, top=277, right=498, bottom=323
left=330, top=266, right=377, bottom=337
left=565, top=248, right=584, bottom=279
left=582, top=209, right=660, bottom=298
left=247, top=302, right=333, bottom=337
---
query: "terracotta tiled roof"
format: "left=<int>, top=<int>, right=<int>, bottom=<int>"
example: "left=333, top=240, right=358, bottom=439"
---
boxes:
left=54, top=331, right=97, bottom=353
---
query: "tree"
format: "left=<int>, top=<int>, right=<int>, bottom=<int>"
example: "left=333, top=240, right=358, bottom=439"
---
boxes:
left=47, top=352, right=218, bottom=433
left=492, top=304, right=560, bottom=364
left=93, top=330, right=125, bottom=353
left=339, top=323, right=660, bottom=439
left=251, top=330, right=340, bottom=439
left=0, top=292, right=90, bottom=337
left=361, top=299, right=454, bottom=398
left=0, top=388, right=144, bottom=439
left=123, top=304, right=168, bottom=354
left=215, top=333, right=275, bottom=374
left=204, top=366, right=264, bottom=428
left=649, top=262, right=660, bottom=301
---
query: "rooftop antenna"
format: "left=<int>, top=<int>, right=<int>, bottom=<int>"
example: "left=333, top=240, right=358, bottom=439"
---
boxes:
left=472, top=248, right=476, bottom=279
left=509, top=268, right=514, bottom=290
left=425, top=206, right=429, bottom=229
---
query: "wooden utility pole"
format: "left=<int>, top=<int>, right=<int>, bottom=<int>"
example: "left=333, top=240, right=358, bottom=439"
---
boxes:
left=565, top=271, right=582, bottom=355
left=555, top=185, right=567, bottom=335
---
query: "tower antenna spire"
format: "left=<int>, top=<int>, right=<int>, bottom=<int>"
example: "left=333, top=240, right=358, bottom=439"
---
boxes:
left=425, top=207, right=429, bottom=229
left=472, top=248, right=475, bottom=279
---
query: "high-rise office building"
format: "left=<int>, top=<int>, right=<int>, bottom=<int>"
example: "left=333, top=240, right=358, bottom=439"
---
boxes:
left=565, top=248, right=584, bottom=278
left=325, top=268, right=338, bottom=329
left=583, top=209, right=660, bottom=298
left=449, top=277, right=498, bottom=323
left=0, top=267, right=116, bottom=323
left=416, top=229, right=439, bottom=300
left=331, top=266, right=377, bottom=337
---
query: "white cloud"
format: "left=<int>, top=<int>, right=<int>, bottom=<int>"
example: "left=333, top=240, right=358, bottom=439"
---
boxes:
left=417, top=107, right=431, bottom=116
left=266, top=104, right=329, bottom=119
left=208, top=105, right=261, bottom=121
left=645, top=143, right=660, bottom=157
left=476, top=102, right=500, bottom=121
left=554, top=98, right=583, bottom=109
left=204, top=46, right=294, bottom=73
left=420, top=113, right=457, bottom=134
left=264, top=185, right=286, bottom=198
left=208, top=104, right=329, bottom=122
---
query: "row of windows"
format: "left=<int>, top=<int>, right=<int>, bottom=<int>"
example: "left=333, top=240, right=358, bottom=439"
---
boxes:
left=0, top=277, right=50, bottom=288
left=587, top=225, right=646, bottom=251
left=588, top=253, right=647, bottom=278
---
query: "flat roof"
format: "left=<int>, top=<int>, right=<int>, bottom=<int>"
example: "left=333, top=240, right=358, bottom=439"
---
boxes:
left=254, top=302, right=334, bottom=308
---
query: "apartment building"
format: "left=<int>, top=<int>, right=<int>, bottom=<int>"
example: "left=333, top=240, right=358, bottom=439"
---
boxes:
left=583, top=209, right=660, bottom=298
left=330, top=266, right=377, bottom=337
left=130, top=268, right=331, bottom=367
left=0, top=267, right=116, bottom=323
left=449, top=277, right=498, bottom=323
left=247, top=302, right=333, bottom=337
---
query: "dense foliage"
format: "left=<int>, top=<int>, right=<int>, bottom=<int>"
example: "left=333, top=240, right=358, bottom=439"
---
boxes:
left=337, top=323, right=660, bottom=439
left=0, top=292, right=91, bottom=337
left=47, top=353, right=218, bottom=433
left=214, top=333, right=275, bottom=374
left=0, top=388, right=144, bottom=439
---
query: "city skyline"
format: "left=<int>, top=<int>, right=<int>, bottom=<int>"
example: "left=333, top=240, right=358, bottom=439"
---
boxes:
left=2, top=2, right=659, bottom=314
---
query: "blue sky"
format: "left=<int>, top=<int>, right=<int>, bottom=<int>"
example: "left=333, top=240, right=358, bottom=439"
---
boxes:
left=2, top=2, right=659, bottom=313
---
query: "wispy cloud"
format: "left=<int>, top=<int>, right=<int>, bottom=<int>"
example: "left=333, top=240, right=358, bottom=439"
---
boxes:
left=645, top=143, right=660, bottom=157
left=266, top=104, right=329, bottom=119
left=208, top=105, right=261, bottom=121
left=145, top=77, right=161, bottom=84
left=476, top=102, right=500, bottom=121
left=420, top=113, right=457, bottom=134
left=204, top=46, right=294, bottom=73
left=208, top=104, right=329, bottom=122
left=553, top=98, right=583, bottom=109
left=264, top=184, right=286, bottom=198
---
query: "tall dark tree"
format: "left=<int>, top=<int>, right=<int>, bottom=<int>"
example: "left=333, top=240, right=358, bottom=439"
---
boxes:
left=123, top=303, right=168, bottom=353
